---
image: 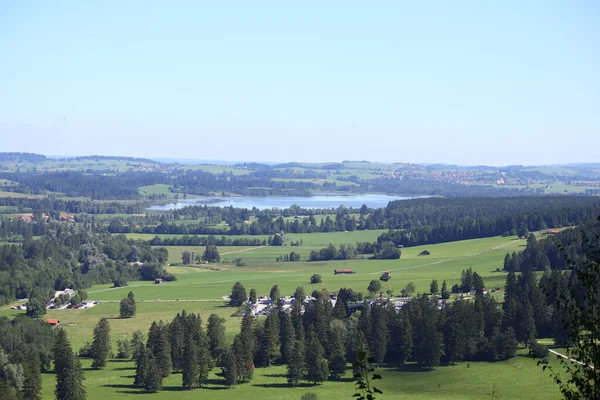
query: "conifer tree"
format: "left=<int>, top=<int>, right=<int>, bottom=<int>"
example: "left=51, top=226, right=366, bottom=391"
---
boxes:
left=207, top=313, right=227, bottom=363
left=21, top=347, right=42, bottom=400
left=134, top=347, right=149, bottom=388
left=358, top=300, right=372, bottom=344
left=262, top=312, right=280, bottom=366
left=54, top=330, right=86, bottom=400
left=144, top=353, right=163, bottom=393
left=230, top=282, right=247, bottom=307
left=441, top=280, right=450, bottom=299
left=148, top=321, right=172, bottom=377
left=430, top=279, right=438, bottom=294
left=304, top=326, right=329, bottom=385
left=286, top=327, right=306, bottom=387
left=279, top=313, right=295, bottom=364
left=371, top=305, right=389, bottom=367
left=269, top=285, right=281, bottom=305
left=181, top=333, right=199, bottom=390
left=223, top=348, right=237, bottom=387
left=130, top=330, right=145, bottom=361
left=91, top=317, right=111, bottom=369
left=249, top=288, right=257, bottom=304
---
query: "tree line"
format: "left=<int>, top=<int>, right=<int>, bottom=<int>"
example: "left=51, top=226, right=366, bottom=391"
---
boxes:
left=0, top=226, right=170, bottom=306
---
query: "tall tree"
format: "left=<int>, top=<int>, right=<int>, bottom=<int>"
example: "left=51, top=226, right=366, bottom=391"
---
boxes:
left=279, top=313, right=295, bottom=364
left=147, top=321, right=172, bottom=377
left=328, top=319, right=347, bottom=380
left=249, top=288, right=257, bottom=304
left=202, top=245, right=220, bottom=263
left=269, top=285, right=281, bottom=305
left=54, top=330, right=86, bottom=400
left=130, top=330, right=145, bottom=361
left=119, top=291, right=136, bottom=318
left=430, top=279, right=439, bottom=294
left=305, top=327, right=329, bottom=385
left=207, top=313, right=227, bottom=364
left=287, top=327, right=305, bottom=387
left=91, top=317, right=111, bottom=369
left=223, top=348, right=237, bottom=387
left=230, top=282, right=247, bottom=307
left=371, top=304, right=389, bottom=367
left=143, top=353, right=163, bottom=393
left=134, top=347, right=149, bottom=388
left=181, top=333, right=199, bottom=390
left=25, top=294, right=46, bottom=319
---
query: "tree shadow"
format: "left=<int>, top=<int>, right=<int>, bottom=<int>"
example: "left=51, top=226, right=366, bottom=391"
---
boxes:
left=329, top=376, right=354, bottom=383
left=393, top=364, right=433, bottom=373
left=113, top=367, right=136, bottom=371
left=252, top=383, right=315, bottom=389
left=110, top=359, right=133, bottom=363
left=116, top=390, right=150, bottom=395
left=103, top=383, right=138, bottom=390
left=161, top=386, right=186, bottom=392
left=262, top=373, right=288, bottom=378
left=121, top=375, right=136, bottom=379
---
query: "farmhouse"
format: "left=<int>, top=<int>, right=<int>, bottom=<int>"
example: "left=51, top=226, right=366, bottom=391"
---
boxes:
left=154, top=278, right=165, bottom=284
left=334, top=269, right=356, bottom=275
left=543, top=229, right=560, bottom=235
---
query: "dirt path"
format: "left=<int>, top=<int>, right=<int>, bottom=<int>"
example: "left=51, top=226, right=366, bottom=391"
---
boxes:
left=220, top=246, right=264, bottom=255
left=548, top=349, right=596, bottom=370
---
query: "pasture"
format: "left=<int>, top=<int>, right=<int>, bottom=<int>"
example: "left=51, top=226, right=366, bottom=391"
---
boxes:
left=0, top=232, right=562, bottom=400
left=37, top=349, right=561, bottom=400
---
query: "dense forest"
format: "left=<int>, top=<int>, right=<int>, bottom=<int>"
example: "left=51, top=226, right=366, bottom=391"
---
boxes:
left=0, top=225, right=170, bottom=305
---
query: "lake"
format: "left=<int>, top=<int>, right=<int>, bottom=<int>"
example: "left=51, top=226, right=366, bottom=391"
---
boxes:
left=147, top=193, right=420, bottom=211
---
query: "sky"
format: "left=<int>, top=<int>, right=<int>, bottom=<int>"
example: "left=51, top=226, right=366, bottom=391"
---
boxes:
left=1, top=1, right=599, bottom=165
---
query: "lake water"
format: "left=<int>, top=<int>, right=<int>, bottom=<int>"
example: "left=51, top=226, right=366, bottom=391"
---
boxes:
left=147, top=194, right=419, bottom=211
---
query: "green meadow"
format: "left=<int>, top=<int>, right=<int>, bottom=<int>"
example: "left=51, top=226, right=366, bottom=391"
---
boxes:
left=0, top=231, right=562, bottom=399
left=37, top=349, right=561, bottom=400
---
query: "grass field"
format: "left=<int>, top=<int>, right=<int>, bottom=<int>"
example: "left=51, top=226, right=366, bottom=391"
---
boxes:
left=0, top=190, right=38, bottom=198
left=0, top=231, right=563, bottom=399
left=36, top=349, right=561, bottom=400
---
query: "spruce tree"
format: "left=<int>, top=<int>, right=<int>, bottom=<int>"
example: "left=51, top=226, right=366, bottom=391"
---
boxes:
left=223, top=348, right=237, bottom=387
left=328, top=319, right=347, bottom=379
left=358, top=300, right=372, bottom=344
left=269, top=285, right=281, bottom=305
left=304, top=326, right=329, bottom=385
left=262, top=312, right=280, bottom=366
left=249, top=288, right=257, bottom=304
left=53, top=329, right=71, bottom=375
left=207, top=313, right=227, bottom=363
left=91, top=317, right=111, bottom=369
left=144, top=353, right=163, bottom=393
left=430, top=279, right=439, bottom=294
left=371, top=305, right=389, bottom=367
left=230, top=282, right=247, bottom=307
left=54, top=330, right=86, bottom=400
left=149, top=321, right=172, bottom=377
left=130, top=330, right=145, bottom=361
left=21, top=347, right=42, bottom=400
left=279, top=313, right=295, bottom=364
left=286, top=331, right=305, bottom=386
left=181, top=333, right=199, bottom=390
left=331, top=289, right=349, bottom=319
left=441, top=280, right=450, bottom=299
left=134, top=347, right=149, bottom=388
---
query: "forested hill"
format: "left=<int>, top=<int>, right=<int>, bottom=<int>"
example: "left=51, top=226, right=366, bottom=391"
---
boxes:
left=503, top=216, right=600, bottom=272
left=0, top=231, right=170, bottom=306
left=377, top=196, right=600, bottom=247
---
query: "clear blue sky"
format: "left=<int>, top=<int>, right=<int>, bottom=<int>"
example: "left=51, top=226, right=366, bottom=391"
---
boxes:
left=1, top=1, right=598, bottom=165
